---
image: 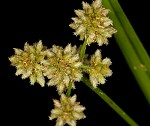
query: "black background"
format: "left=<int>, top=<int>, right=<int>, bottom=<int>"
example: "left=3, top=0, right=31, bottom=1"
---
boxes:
left=1, top=0, right=150, bottom=126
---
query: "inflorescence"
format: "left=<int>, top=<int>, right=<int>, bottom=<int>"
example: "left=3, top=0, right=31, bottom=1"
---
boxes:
left=9, top=0, right=116, bottom=125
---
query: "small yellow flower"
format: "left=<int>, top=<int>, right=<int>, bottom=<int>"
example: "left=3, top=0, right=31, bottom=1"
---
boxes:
left=9, top=40, right=47, bottom=87
left=85, top=49, right=112, bottom=88
left=49, top=94, right=86, bottom=126
left=42, top=44, right=83, bottom=94
left=69, top=0, right=117, bottom=46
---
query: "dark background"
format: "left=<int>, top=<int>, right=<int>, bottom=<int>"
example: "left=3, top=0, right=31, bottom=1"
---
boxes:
left=1, top=0, right=150, bottom=126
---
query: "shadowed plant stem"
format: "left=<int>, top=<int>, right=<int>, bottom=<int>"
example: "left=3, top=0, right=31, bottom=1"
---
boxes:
left=81, top=75, right=139, bottom=126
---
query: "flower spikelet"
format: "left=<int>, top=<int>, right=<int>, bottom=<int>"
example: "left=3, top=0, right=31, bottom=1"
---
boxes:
left=49, top=94, right=86, bottom=126
left=42, top=44, right=83, bottom=94
left=69, top=0, right=117, bottom=46
left=9, top=40, right=47, bottom=87
left=86, top=49, right=112, bottom=88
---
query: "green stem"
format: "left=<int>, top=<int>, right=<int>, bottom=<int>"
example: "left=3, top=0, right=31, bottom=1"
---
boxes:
left=109, top=0, right=150, bottom=76
left=80, top=65, right=93, bottom=69
left=81, top=75, right=139, bottom=126
left=79, top=36, right=88, bottom=61
left=102, top=0, right=150, bottom=104
left=66, top=82, right=72, bottom=97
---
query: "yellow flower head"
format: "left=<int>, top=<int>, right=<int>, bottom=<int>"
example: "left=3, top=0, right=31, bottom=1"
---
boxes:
left=86, top=49, right=112, bottom=88
left=42, top=44, right=83, bottom=94
left=9, top=40, right=47, bottom=87
left=49, top=94, right=86, bottom=126
left=69, top=0, right=117, bottom=46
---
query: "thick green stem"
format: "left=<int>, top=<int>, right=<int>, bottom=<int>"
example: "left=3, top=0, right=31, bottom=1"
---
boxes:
left=81, top=75, right=139, bottom=126
left=102, top=0, right=150, bottom=104
left=109, top=0, right=150, bottom=76
left=66, top=82, right=72, bottom=97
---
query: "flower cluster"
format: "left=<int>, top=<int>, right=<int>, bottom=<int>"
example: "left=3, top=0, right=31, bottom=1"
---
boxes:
left=49, top=94, right=86, bottom=126
left=42, top=44, right=83, bottom=94
left=69, top=0, right=117, bottom=46
left=9, top=0, right=116, bottom=126
left=84, top=49, right=112, bottom=88
left=9, top=41, right=86, bottom=126
left=9, top=40, right=47, bottom=87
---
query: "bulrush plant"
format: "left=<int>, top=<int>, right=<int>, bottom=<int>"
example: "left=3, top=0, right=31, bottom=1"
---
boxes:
left=9, top=0, right=150, bottom=125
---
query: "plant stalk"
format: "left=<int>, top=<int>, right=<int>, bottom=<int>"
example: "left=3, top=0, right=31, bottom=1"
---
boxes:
left=102, top=0, right=150, bottom=104
left=81, top=75, right=139, bottom=126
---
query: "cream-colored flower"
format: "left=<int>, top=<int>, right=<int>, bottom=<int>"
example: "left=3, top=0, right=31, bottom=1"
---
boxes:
left=49, top=94, right=86, bottom=126
left=42, top=44, right=83, bottom=94
left=69, top=0, right=117, bottom=46
left=9, top=40, right=47, bottom=87
left=85, top=49, right=112, bottom=88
